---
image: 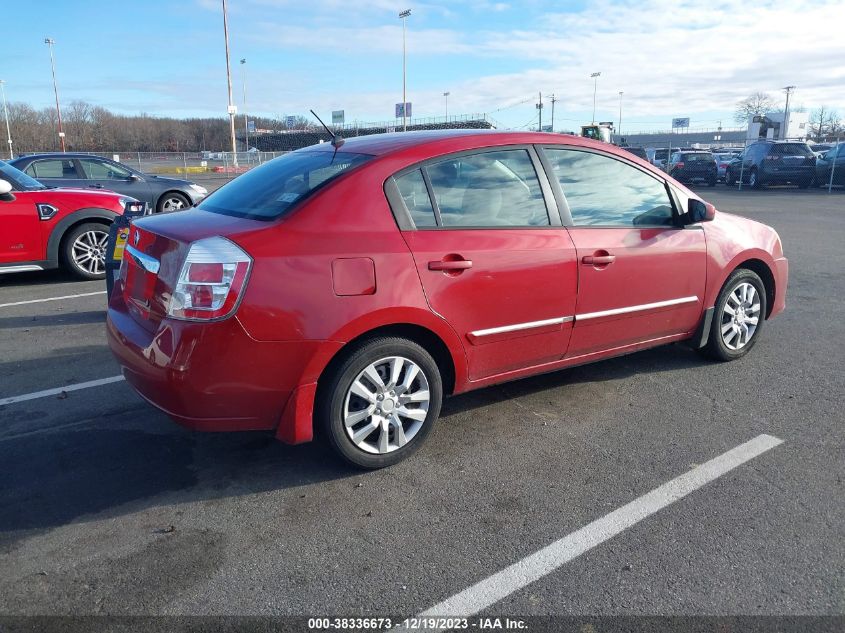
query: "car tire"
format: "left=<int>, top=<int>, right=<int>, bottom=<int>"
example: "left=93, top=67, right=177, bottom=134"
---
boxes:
left=318, top=337, right=443, bottom=469
left=156, top=192, right=191, bottom=213
left=707, top=175, right=717, bottom=187
left=61, top=222, right=110, bottom=280
left=798, top=178, right=810, bottom=189
left=725, top=169, right=734, bottom=186
left=699, top=269, right=767, bottom=362
left=749, top=168, right=763, bottom=189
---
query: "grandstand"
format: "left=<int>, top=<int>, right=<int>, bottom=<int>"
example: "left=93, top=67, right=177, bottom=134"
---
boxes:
left=246, top=113, right=495, bottom=152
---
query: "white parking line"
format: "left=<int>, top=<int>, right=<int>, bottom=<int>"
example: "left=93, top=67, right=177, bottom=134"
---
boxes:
left=0, top=375, right=125, bottom=406
left=0, top=291, right=107, bottom=309
left=417, top=434, right=783, bottom=623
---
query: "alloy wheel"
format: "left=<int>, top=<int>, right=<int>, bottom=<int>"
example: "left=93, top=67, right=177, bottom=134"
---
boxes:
left=162, top=196, right=186, bottom=211
left=71, top=229, right=109, bottom=275
left=342, top=356, right=430, bottom=455
left=720, top=282, right=761, bottom=350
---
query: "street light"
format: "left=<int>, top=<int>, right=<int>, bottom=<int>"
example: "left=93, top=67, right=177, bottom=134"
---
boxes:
left=221, top=0, right=238, bottom=167
left=590, top=71, right=601, bottom=124
left=782, top=85, right=796, bottom=140
left=399, top=9, right=411, bottom=132
left=0, top=80, right=12, bottom=159
left=443, top=91, right=450, bottom=119
left=44, top=38, right=66, bottom=152
left=618, top=91, right=624, bottom=140
left=240, top=58, right=249, bottom=156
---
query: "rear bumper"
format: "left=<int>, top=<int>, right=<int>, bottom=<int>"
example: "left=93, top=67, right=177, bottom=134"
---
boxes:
left=761, top=168, right=813, bottom=183
left=106, top=301, right=322, bottom=435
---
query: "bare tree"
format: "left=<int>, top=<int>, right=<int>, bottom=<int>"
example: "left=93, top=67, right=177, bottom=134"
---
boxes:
left=809, top=107, right=842, bottom=141
left=734, top=92, right=776, bottom=125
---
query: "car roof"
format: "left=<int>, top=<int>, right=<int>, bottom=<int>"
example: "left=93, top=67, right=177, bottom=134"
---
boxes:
left=302, top=129, right=615, bottom=158
left=13, top=153, right=111, bottom=161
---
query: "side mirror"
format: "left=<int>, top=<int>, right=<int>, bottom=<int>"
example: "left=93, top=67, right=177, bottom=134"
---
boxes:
left=128, top=174, right=141, bottom=181
left=688, top=198, right=715, bottom=223
left=0, top=179, right=15, bottom=202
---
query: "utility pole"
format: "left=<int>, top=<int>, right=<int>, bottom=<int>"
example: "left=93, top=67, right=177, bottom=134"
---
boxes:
left=240, top=58, right=249, bottom=154
left=222, top=0, right=238, bottom=167
left=0, top=80, right=12, bottom=159
left=44, top=38, right=65, bottom=152
left=782, top=85, right=796, bottom=140
left=550, top=94, right=557, bottom=133
left=618, top=91, right=624, bottom=141
left=590, top=72, right=601, bottom=124
left=399, top=9, right=411, bottom=132
left=443, top=91, right=450, bottom=119
left=536, top=92, right=543, bottom=132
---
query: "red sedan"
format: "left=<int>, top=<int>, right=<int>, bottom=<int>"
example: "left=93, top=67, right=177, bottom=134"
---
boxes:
left=107, top=131, right=788, bottom=468
left=0, top=160, right=134, bottom=279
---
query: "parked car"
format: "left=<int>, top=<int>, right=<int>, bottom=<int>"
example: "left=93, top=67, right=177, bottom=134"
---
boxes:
left=667, top=150, right=717, bottom=186
left=620, top=146, right=648, bottom=160
left=814, top=142, right=845, bottom=187
left=107, top=130, right=788, bottom=469
left=713, top=152, right=738, bottom=181
left=725, top=141, right=816, bottom=189
left=0, top=160, right=136, bottom=279
left=647, top=147, right=681, bottom=170
left=9, top=153, right=207, bottom=213
left=809, top=144, right=833, bottom=158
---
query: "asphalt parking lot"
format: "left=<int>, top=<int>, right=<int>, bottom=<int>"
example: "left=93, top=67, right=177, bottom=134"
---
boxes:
left=0, top=187, right=843, bottom=626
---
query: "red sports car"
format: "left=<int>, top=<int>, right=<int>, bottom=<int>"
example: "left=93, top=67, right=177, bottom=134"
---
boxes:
left=0, top=160, right=135, bottom=279
left=107, top=131, right=788, bottom=468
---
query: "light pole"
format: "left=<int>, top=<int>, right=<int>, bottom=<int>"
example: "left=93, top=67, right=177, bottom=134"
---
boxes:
left=590, top=72, right=601, bottom=124
left=550, top=94, right=557, bottom=133
left=443, top=91, right=450, bottom=119
left=0, top=80, right=12, bottom=159
left=240, top=58, right=249, bottom=155
left=44, top=38, right=66, bottom=152
left=221, top=0, right=238, bottom=167
left=399, top=9, right=411, bottom=132
left=618, top=91, right=624, bottom=141
left=782, top=85, right=796, bottom=140
left=536, top=92, right=543, bottom=132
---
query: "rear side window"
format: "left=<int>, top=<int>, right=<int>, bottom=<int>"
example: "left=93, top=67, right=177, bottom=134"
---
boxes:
left=425, top=149, right=549, bottom=227
left=544, top=148, right=674, bottom=227
left=25, top=159, right=80, bottom=179
left=198, top=150, right=373, bottom=220
left=395, top=169, right=437, bottom=227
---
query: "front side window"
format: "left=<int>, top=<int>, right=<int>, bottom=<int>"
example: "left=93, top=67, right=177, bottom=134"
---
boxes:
left=425, top=149, right=549, bottom=227
left=79, top=158, right=132, bottom=180
left=198, top=149, right=373, bottom=220
left=26, top=159, right=80, bottom=179
left=544, top=148, right=675, bottom=227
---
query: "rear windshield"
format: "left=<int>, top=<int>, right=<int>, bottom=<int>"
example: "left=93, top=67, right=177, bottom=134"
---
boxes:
left=682, top=153, right=713, bottom=162
left=197, top=149, right=373, bottom=220
left=769, top=143, right=813, bottom=157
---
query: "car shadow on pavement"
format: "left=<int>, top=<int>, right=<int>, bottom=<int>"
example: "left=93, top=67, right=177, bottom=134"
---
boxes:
left=0, top=342, right=705, bottom=540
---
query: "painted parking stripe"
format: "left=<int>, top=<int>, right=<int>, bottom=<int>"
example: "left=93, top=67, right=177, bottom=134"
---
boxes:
left=0, top=290, right=107, bottom=309
left=0, top=375, right=125, bottom=406
left=416, top=434, right=783, bottom=623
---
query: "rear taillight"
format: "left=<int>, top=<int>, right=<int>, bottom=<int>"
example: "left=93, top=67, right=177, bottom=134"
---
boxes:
left=168, top=236, right=252, bottom=321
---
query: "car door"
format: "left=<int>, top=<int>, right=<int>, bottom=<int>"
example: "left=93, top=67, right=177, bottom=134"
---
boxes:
left=77, top=157, right=152, bottom=201
left=23, top=158, right=87, bottom=189
left=541, top=146, right=706, bottom=358
left=390, top=147, right=579, bottom=380
left=0, top=191, right=42, bottom=263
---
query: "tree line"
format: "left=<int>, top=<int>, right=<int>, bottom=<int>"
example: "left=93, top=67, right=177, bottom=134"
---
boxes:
left=2, top=100, right=313, bottom=154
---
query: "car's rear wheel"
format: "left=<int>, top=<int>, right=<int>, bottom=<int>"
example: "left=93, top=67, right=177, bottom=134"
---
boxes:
left=725, top=169, right=735, bottom=186
left=157, top=192, right=191, bottom=213
left=749, top=168, right=763, bottom=189
left=700, top=269, right=767, bottom=362
left=798, top=178, right=811, bottom=189
left=319, top=337, right=443, bottom=469
left=62, top=222, right=110, bottom=280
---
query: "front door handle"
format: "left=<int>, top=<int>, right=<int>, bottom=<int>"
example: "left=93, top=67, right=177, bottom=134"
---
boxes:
left=581, top=254, right=616, bottom=265
left=428, top=259, right=472, bottom=271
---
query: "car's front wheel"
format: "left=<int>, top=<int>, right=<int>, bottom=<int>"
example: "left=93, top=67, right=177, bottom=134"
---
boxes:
left=700, top=269, right=767, bottom=362
left=319, top=337, right=443, bottom=469
left=62, top=222, right=110, bottom=280
left=749, top=168, right=763, bottom=189
left=725, top=169, right=735, bottom=186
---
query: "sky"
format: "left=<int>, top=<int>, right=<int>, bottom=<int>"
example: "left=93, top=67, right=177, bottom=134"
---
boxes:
left=2, top=0, right=844, bottom=134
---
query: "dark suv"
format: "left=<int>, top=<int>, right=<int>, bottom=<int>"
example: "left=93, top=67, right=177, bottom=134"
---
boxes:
left=725, top=141, right=816, bottom=189
left=667, top=151, right=717, bottom=186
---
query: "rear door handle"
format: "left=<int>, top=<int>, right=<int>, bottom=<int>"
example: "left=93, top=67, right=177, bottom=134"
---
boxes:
left=428, top=259, right=472, bottom=271
left=581, top=255, right=616, bottom=265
